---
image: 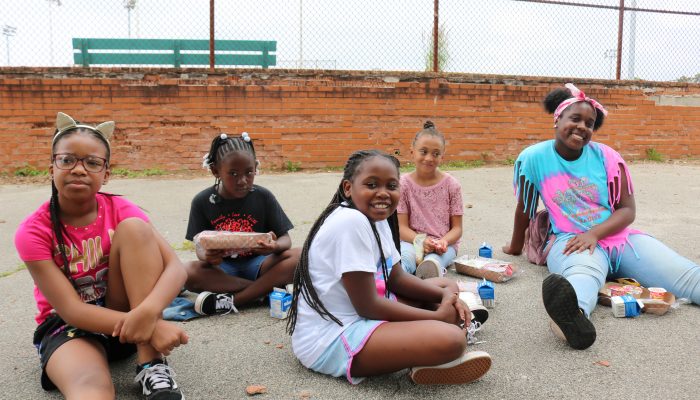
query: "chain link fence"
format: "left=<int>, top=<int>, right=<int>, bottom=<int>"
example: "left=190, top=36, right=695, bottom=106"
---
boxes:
left=1, top=0, right=698, bottom=81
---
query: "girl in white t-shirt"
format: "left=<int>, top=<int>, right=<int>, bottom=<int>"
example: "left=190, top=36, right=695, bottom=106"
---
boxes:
left=287, top=150, right=491, bottom=385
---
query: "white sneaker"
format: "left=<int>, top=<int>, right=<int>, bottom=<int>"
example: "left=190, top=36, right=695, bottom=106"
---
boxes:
left=416, top=259, right=441, bottom=279
left=458, top=291, right=489, bottom=325
left=410, top=351, right=492, bottom=385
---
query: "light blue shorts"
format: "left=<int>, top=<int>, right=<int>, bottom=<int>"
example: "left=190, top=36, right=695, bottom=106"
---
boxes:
left=219, top=255, right=267, bottom=281
left=309, top=319, right=386, bottom=384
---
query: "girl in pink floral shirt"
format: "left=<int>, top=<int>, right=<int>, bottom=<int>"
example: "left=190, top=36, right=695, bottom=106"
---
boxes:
left=398, top=121, right=464, bottom=279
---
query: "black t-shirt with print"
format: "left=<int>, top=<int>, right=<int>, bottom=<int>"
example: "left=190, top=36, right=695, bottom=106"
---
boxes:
left=185, top=185, right=293, bottom=259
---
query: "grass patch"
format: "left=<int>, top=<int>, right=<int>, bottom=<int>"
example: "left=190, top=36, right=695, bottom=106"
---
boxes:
left=442, top=160, right=486, bottom=170
left=0, top=263, right=27, bottom=278
left=111, top=168, right=167, bottom=178
left=283, top=161, right=302, bottom=172
left=14, top=165, right=48, bottom=177
left=645, top=148, right=664, bottom=162
left=502, top=157, right=515, bottom=166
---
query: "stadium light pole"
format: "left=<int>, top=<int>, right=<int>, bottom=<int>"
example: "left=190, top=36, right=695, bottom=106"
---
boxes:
left=2, top=25, right=16, bottom=65
left=47, top=0, right=62, bottom=66
left=124, top=0, right=137, bottom=38
left=298, top=0, right=303, bottom=68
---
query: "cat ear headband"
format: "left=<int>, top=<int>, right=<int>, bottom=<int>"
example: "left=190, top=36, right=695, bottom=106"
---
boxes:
left=53, top=112, right=115, bottom=151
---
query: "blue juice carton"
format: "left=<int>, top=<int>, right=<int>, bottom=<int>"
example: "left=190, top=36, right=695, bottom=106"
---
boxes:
left=478, top=242, right=493, bottom=259
left=611, top=294, right=644, bottom=318
left=269, top=287, right=293, bottom=319
left=478, top=279, right=495, bottom=308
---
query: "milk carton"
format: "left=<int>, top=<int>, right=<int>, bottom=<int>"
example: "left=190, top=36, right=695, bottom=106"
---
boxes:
left=478, top=279, right=495, bottom=308
left=269, top=287, right=293, bottom=319
left=611, top=295, right=644, bottom=318
left=478, top=242, right=493, bottom=258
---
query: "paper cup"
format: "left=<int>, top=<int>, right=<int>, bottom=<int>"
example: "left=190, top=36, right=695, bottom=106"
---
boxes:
left=648, top=287, right=667, bottom=300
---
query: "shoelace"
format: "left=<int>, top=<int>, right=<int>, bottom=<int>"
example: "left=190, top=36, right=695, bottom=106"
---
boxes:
left=216, top=294, right=238, bottom=315
left=134, top=364, right=176, bottom=394
left=467, top=320, right=483, bottom=345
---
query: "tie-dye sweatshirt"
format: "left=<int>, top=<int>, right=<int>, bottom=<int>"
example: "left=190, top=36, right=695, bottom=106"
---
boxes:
left=514, top=140, right=640, bottom=269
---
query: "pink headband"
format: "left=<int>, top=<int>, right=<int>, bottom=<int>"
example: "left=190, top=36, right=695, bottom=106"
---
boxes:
left=553, top=83, right=608, bottom=122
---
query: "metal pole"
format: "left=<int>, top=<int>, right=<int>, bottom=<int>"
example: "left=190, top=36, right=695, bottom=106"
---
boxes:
left=299, top=0, right=303, bottom=68
left=432, top=0, right=439, bottom=72
left=615, top=0, right=624, bottom=80
left=5, top=35, right=9, bottom=65
left=210, top=0, right=215, bottom=71
left=128, top=9, right=132, bottom=38
left=49, top=1, right=54, bottom=66
left=627, top=0, right=636, bottom=79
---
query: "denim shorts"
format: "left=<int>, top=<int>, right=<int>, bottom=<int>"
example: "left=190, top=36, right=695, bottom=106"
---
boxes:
left=309, top=319, right=386, bottom=384
left=219, top=254, right=267, bottom=281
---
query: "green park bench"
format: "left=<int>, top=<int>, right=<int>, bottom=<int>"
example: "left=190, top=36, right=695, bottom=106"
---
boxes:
left=72, top=38, right=276, bottom=69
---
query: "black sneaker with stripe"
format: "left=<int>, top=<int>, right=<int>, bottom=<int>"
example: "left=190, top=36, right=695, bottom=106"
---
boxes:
left=542, top=274, right=596, bottom=350
left=135, top=359, right=183, bottom=400
left=194, top=291, right=238, bottom=316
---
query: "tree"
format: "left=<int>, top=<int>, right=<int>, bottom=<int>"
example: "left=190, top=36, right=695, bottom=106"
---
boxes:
left=423, top=23, right=450, bottom=72
left=677, top=73, right=700, bottom=83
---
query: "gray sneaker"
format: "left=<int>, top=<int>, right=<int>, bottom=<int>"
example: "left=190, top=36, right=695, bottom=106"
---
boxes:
left=416, top=259, right=441, bottom=279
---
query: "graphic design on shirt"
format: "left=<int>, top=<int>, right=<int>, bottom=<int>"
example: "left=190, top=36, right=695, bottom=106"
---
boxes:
left=53, top=230, right=113, bottom=303
left=212, top=213, right=259, bottom=257
left=212, top=213, right=258, bottom=232
left=549, top=177, right=605, bottom=230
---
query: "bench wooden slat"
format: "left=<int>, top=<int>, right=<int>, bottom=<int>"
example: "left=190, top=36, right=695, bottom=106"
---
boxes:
left=72, top=38, right=276, bottom=68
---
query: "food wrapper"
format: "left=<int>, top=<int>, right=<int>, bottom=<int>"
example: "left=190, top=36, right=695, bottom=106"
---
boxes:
left=598, top=281, right=676, bottom=316
left=453, top=255, right=520, bottom=283
left=193, top=231, right=273, bottom=259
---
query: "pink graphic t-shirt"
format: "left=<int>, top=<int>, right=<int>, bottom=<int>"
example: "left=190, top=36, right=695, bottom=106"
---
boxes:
left=397, top=173, right=464, bottom=250
left=15, top=193, right=149, bottom=324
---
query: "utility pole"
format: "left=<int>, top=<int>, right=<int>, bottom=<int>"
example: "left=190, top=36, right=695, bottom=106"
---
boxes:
left=298, top=0, right=303, bottom=68
left=47, top=0, right=62, bottom=66
left=124, top=1, right=137, bottom=38
left=2, top=25, right=16, bottom=65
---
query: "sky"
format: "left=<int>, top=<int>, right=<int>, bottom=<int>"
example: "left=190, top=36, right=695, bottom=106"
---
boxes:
left=0, top=0, right=697, bottom=81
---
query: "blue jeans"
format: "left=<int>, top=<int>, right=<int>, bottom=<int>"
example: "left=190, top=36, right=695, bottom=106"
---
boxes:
left=400, top=241, right=457, bottom=275
left=219, top=255, right=267, bottom=281
left=547, top=233, right=700, bottom=316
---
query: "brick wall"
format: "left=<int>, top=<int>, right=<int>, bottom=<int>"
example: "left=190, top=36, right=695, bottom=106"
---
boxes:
left=1, top=68, right=699, bottom=173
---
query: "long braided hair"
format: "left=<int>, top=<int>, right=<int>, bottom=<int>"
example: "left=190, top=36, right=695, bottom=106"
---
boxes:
left=287, top=150, right=400, bottom=335
left=202, top=132, right=257, bottom=203
left=49, top=127, right=111, bottom=287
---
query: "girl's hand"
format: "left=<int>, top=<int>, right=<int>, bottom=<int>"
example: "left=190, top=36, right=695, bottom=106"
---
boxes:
left=434, top=239, right=449, bottom=255
left=150, top=320, right=189, bottom=356
left=423, top=238, right=437, bottom=254
left=563, top=232, right=598, bottom=255
left=502, top=242, right=522, bottom=255
left=203, top=249, right=226, bottom=266
left=112, top=306, right=159, bottom=344
left=252, top=231, right=278, bottom=255
left=454, top=297, right=472, bottom=328
left=435, top=292, right=459, bottom=324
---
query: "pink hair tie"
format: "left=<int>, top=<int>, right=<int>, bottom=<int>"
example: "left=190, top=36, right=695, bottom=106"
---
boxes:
left=553, top=83, right=608, bottom=122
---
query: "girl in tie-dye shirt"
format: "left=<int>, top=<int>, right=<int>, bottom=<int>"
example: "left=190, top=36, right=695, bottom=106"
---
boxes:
left=503, top=84, right=700, bottom=350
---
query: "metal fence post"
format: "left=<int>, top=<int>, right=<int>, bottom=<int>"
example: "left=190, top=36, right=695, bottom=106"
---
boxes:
left=210, top=0, right=215, bottom=71
left=433, top=0, right=439, bottom=72
left=616, top=0, right=624, bottom=80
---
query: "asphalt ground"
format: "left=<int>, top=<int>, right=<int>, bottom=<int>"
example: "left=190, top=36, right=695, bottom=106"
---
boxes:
left=1, top=164, right=699, bottom=399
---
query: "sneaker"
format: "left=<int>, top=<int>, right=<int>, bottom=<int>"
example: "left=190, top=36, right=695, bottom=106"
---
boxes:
left=542, top=274, right=596, bottom=350
left=416, top=259, right=441, bottom=279
left=135, top=359, right=183, bottom=400
left=410, top=351, right=491, bottom=385
left=194, top=291, right=238, bottom=316
left=458, top=291, right=489, bottom=325
left=464, top=320, right=483, bottom=345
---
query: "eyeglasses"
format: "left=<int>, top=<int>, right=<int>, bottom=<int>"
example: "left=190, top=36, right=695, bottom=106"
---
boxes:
left=52, top=153, right=108, bottom=173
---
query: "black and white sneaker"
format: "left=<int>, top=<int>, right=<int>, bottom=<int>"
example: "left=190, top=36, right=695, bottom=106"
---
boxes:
left=135, top=359, right=183, bottom=400
left=542, top=274, right=596, bottom=350
left=194, top=291, right=238, bottom=316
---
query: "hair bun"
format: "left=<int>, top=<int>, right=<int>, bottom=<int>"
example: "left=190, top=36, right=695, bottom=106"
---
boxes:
left=423, top=120, right=435, bottom=129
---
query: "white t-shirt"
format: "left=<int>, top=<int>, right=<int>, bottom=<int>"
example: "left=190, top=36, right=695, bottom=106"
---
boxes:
left=291, top=206, right=401, bottom=367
